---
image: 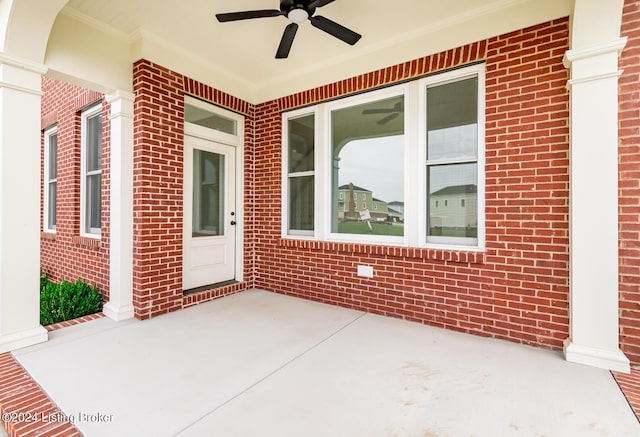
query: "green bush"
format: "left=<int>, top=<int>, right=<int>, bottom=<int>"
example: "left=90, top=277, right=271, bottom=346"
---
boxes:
left=40, top=276, right=104, bottom=326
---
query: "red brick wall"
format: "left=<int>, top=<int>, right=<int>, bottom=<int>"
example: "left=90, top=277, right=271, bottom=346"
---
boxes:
left=40, top=77, right=110, bottom=299
left=619, top=0, right=640, bottom=366
left=253, top=18, right=571, bottom=351
left=42, top=64, right=256, bottom=319
left=131, top=60, right=255, bottom=319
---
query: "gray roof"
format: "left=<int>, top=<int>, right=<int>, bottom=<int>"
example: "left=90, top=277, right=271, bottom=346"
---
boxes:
left=431, top=184, right=477, bottom=196
left=338, top=183, right=371, bottom=192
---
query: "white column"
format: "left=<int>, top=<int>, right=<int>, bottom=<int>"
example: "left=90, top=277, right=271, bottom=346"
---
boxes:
left=103, top=91, right=135, bottom=321
left=563, top=39, right=630, bottom=373
left=0, top=53, right=48, bottom=352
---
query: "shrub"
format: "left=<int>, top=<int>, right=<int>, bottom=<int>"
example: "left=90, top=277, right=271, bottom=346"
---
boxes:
left=40, top=276, right=104, bottom=326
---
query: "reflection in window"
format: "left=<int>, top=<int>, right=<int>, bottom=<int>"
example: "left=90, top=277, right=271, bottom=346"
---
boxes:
left=81, top=104, right=102, bottom=235
left=44, top=127, right=58, bottom=231
left=426, top=76, right=478, bottom=242
left=287, top=114, right=315, bottom=233
left=332, top=95, right=405, bottom=237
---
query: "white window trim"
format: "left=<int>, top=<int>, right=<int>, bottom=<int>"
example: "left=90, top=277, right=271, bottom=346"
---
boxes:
left=80, top=103, right=102, bottom=238
left=418, top=64, right=486, bottom=250
left=281, top=64, right=485, bottom=251
left=43, top=125, right=57, bottom=233
left=322, top=84, right=407, bottom=246
left=281, top=106, right=318, bottom=238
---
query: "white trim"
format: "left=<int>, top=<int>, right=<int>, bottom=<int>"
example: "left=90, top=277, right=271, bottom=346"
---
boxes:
left=0, top=81, right=44, bottom=96
left=282, top=106, right=317, bottom=238
left=420, top=64, right=486, bottom=250
left=183, top=96, right=245, bottom=283
left=563, top=37, right=628, bottom=66
left=105, top=90, right=135, bottom=321
left=80, top=103, right=103, bottom=238
left=184, top=96, right=242, bottom=146
left=325, top=84, right=406, bottom=246
left=0, top=326, right=48, bottom=354
left=43, top=125, right=58, bottom=233
left=563, top=339, right=630, bottom=373
left=0, top=52, right=48, bottom=75
left=567, top=70, right=624, bottom=88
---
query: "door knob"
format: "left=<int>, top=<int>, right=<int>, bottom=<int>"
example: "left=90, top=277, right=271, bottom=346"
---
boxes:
left=230, top=221, right=236, bottom=226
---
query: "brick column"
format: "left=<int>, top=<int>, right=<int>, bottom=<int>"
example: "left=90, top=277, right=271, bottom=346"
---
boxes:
left=0, top=53, right=48, bottom=351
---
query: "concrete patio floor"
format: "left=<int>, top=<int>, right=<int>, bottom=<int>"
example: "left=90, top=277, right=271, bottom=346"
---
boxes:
left=10, top=289, right=640, bottom=437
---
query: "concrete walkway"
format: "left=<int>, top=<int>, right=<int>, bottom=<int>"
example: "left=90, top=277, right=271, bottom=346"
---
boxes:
left=12, top=289, right=640, bottom=437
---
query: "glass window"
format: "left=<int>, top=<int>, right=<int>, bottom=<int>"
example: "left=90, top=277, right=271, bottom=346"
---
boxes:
left=81, top=104, right=102, bottom=236
left=44, top=127, right=57, bottom=231
left=193, top=149, right=225, bottom=236
left=185, top=103, right=237, bottom=135
left=287, top=114, right=314, bottom=234
left=426, top=76, right=479, bottom=245
left=282, top=64, right=484, bottom=249
left=331, top=95, right=404, bottom=237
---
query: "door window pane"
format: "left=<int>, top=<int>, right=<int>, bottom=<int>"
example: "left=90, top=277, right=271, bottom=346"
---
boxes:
left=193, top=149, right=225, bottom=237
left=332, top=95, right=404, bottom=236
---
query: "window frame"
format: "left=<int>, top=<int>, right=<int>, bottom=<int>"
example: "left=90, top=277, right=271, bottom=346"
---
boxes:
left=43, top=125, right=58, bottom=233
left=282, top=63, right=485, bottom=251
left=80, top=103, right=103, bottom=238
left=281, top=107, right=319, bottom=238
left=419, top=65, right=486, bottom=249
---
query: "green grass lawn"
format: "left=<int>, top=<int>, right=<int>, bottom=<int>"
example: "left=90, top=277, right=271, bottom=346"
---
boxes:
left=338, top=221, right=404, bottom=236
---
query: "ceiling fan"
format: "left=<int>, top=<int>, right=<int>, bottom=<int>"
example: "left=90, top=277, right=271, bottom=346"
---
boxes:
left=215, top=0, right=361, bottom=59
left=362, top=101, right=404, bottom=125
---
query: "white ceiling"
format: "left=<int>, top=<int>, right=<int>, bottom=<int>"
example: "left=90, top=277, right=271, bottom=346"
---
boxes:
left=58, top=0, right=571, bottom=103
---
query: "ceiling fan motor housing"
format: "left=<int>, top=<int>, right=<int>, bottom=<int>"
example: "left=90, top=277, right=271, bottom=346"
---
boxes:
left=280, top=0, right=317, bottom=17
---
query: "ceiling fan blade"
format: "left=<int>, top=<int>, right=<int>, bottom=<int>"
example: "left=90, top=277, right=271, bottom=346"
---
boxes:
left=362, top=109, right=395, bottom=115
left=378, top=112, right=400, bottom=125
left=310, top=16, right=361, bottom=45
left=216, top=10, right=283, bottom=22
left=276, top=23, right=299, bottom=59
left=309, top=0, right=336, bottom=8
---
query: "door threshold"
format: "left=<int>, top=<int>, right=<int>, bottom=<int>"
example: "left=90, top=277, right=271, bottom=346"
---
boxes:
left=183, top=280, right=238, bottom=296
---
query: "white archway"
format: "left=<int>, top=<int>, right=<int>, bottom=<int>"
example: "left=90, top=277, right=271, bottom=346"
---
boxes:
left=0, top=0, right=68, bottom=351
left=563, top=0, right=630, bottom=372
left=0, top=0, right=135, bottom=351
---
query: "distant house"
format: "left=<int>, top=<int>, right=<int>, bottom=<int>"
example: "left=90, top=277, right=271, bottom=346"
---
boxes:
left=387, top=201, right=404, bottom=222
left=430, top=184, right=478, bottom=231
left=337, top=184, right=388, bottom=221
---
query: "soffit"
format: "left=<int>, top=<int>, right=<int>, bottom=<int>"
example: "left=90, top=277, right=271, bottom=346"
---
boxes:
left=60, top=0, right=572, bottom=103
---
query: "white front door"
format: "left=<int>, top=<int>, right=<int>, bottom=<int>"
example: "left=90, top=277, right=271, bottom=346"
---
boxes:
left=183, top=135, right=236, bottom=290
